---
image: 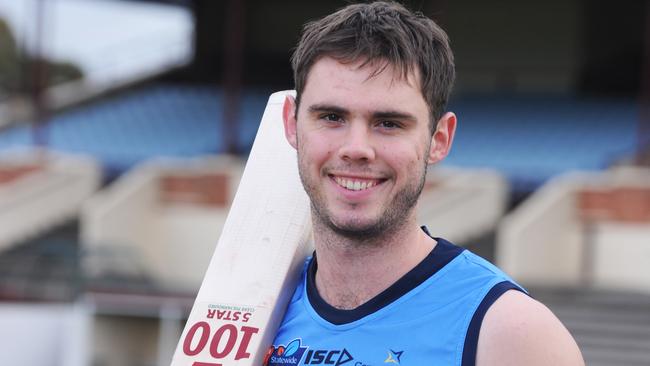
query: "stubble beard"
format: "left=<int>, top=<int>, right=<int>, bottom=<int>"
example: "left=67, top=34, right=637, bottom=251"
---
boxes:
left=297, top=152, right=428, bottom=243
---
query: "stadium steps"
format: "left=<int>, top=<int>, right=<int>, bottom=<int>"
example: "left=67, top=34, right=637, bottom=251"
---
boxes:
left=532, top=287, right=650, bottom=366
left=0, top=221, right=82, bottom=301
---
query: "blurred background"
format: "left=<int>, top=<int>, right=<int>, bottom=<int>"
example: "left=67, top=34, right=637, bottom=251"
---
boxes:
left=0, top=0, right=648, bottom=365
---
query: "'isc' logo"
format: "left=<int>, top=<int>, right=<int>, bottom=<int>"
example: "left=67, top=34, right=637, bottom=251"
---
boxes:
left=303, top=349, right=354, bottom=365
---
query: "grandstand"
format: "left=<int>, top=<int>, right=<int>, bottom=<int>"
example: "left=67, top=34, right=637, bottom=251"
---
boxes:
left=497, top=166, right=650, bottom=365
left=0, top=0, right=648, bottom=365
left=0, top=83, right=644, bottom=366
left=0, top=0, right=193, bottom=108
left=0, top=85, right=269, bottom=175
left=447, top=96, right=640, bottom=191
left=0, top=84, right=640, bottom=187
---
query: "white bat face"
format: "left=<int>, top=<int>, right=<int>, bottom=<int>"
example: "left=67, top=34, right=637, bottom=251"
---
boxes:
left=171, top=91, right=313, bottom=366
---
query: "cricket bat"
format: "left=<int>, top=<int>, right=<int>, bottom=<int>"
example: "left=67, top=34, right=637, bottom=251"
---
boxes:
left=170, top=90, right=313, bottom=366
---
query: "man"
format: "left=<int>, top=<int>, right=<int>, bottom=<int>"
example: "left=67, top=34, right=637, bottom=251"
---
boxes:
left=267, top=2, right=584, bottom=365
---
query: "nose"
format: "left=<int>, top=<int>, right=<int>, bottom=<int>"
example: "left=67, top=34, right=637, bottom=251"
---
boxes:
left=337, top=122, right=375, bottom=162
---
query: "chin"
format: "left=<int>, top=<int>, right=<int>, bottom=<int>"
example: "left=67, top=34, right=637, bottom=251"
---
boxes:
left=327, top=216, right=388, bottom=240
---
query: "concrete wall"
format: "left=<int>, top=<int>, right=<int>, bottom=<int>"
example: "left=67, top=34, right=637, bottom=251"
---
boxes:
left=0, top=149, right=101, bottom=251
left=498, top=168, right=650, bottom=291
left=497, top=174, right=585, bottom=285
left=419, top=167, right=508, bottom=244
left=82, top=156, right=243, bottom=292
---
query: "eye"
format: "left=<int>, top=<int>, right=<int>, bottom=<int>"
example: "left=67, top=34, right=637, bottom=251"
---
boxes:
left=378, top=120, right=401, bottom=129
left=320, top=113, right=342, bottom=123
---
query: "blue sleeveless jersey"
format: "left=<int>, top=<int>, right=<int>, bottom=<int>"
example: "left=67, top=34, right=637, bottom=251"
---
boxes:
left=265, top=235, right=525, bottom=366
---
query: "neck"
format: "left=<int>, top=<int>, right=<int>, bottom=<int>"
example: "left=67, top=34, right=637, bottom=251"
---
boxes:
left=312, top=212, right=436, bottom=310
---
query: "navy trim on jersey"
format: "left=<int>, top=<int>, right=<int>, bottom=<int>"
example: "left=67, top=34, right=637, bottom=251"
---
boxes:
left=461, top=280, right=526, bottom=366
left=306, top=236, right=464, bottom=325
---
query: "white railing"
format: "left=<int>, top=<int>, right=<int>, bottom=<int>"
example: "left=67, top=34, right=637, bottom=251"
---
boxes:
left=419, top=167, right=509, bottom=244
left=81, top=163, right=159, bottom=272
left=497, top=173, right=590, bottom=286
left=0, top=148, right=101, bottom=250
left=497, top=167, right=650, bottom=290
left=590, top=167, right=650, bottom=291
left=81, top=156, right=244, bottom=292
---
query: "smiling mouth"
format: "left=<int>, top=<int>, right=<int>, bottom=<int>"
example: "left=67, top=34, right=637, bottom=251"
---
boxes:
left=332, top=176, right=384, bottom=191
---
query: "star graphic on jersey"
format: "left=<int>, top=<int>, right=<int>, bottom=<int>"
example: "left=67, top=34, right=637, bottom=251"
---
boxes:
left=384, top=349, right=403, bottom=364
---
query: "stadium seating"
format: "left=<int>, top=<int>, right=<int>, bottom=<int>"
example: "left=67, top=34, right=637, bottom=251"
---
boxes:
left=0, top=86, right=639, bottom=191
left=446, top=96, right=638, bottom=190
left=0, top=85, right=269, bottom=173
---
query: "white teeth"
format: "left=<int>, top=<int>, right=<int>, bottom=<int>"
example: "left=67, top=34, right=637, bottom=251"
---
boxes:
left=334, top=177, right=377, bottom=191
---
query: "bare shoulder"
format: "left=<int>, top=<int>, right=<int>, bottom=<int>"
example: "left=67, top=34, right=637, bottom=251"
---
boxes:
left=476, top=289, right=585, bottom=366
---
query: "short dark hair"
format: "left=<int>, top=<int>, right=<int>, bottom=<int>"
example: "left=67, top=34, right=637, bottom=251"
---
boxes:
left=291, top=1, right=455, bottom=128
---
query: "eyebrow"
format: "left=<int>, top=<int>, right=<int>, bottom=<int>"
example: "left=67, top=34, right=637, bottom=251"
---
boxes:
left=307, top=104, right=349, bottom=116
left=372, top=110, right=417, bottom=122
left=307, top=103, right=417, bottom=122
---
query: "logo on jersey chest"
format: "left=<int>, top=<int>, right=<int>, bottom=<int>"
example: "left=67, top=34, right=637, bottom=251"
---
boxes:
left=264, top=339, right=355, bottom=366
left=384, top=349, right=403, bottom=364
left=264, top=339, right=308, bottom=366
left=303, top=348, right=354, bottom=365
left=266, top=339, right=404, bottom=366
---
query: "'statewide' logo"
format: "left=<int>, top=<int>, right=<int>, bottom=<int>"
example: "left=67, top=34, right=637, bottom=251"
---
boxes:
left=264, top=339, right=308, bottom=366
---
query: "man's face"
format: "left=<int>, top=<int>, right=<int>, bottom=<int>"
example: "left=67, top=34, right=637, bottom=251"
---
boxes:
left=283, top=57, right=455, bottom=239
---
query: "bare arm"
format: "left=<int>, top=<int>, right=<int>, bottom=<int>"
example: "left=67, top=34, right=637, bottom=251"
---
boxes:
left=476, top=290, right=585, bottom=366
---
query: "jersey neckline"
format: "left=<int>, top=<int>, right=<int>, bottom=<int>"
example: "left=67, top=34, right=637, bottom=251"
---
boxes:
left=305, top=228, right=465, bottom=325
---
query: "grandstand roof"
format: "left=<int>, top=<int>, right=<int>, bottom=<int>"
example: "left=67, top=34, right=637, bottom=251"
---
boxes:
left=0, top=0, right=192, bottom=89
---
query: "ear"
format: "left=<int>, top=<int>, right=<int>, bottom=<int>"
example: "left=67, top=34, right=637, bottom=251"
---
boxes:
left=428, top=112, right=457, bottom=164
left=283, top=95, right=298, bottom=150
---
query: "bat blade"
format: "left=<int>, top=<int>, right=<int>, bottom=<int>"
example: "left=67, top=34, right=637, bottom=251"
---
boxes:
left=170, top=90, right=312, bottom=366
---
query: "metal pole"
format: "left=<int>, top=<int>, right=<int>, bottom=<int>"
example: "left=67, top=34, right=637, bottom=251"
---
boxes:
left=31, top=0, right=49, bottom=149
left=638, top=0, right=650, bottom=164
left=222, top=0, right=246, bottom=155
